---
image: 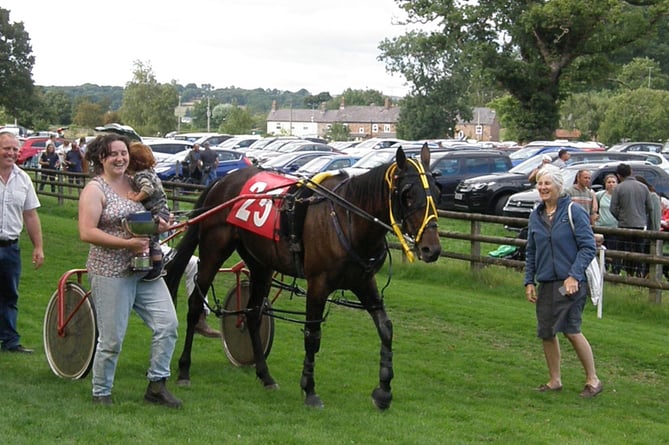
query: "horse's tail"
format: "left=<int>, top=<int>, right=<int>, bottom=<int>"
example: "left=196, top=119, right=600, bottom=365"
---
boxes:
left=164, top=183, right=217, bottom=304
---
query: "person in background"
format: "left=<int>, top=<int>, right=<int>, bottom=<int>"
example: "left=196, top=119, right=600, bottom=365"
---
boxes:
left=528, top=154, right=552, bottom=184
left=595, top=174, right=620, bottom=273
left=161, top=245, right=221, bottom=338
left=39, top=142, right=60, bottom=192
left=199, top=142, right=218, bottom=186
left=184, top=143, right=202, bottom=183
left=635, top=176, right=661, bottom=231
left=551, top=149, right=571, bottom=168
left=126, top=142, right=171, bottom=281
left=567, top=169, right=599, bottom=225
left=78, top=137, right=89, bottom=173
left=610, top=163, right=652, bottom=277
left=63, top=140, right=85, bottom=191
left=0, top=131, right=45, bottom=354
left=524, top=167, right=603, bottom=398
left=78, top=133, right=181, bottom=407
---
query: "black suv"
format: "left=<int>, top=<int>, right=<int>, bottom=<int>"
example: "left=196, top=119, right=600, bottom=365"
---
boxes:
left=453, top=151, right=668, bottom=215
left=430, top=150, right=512, bottom=210
left=502, top=161, right=669, bottom=222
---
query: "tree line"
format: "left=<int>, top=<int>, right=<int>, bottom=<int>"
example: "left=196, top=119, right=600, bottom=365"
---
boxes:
left=3, top=2, right=669, bottom=143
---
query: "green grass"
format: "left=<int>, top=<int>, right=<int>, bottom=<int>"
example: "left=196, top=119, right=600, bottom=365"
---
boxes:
left=3, top=196, right=669, bottom=444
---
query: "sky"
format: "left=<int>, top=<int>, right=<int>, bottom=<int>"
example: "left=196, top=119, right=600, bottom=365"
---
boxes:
left=4, top=0, right=418, bottom=97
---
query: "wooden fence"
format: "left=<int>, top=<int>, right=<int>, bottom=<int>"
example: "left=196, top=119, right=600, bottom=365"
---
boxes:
left=26, top=167, right=669, bottom=303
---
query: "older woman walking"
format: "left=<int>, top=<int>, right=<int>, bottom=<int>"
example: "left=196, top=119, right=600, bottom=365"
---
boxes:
left=524, top=167, right=603, bottom=397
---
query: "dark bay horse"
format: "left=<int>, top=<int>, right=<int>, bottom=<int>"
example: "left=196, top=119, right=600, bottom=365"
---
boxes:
left=165, top=145, right=441, bottom=409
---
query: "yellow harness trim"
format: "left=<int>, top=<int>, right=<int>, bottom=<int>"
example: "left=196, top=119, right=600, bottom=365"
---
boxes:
left=384, top=158, right=439, bottom=263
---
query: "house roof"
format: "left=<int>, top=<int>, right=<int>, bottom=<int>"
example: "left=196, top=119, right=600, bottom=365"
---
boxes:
left=457, top=107, right=497, bottom=126
left=267, top=105, right=400, bottom=124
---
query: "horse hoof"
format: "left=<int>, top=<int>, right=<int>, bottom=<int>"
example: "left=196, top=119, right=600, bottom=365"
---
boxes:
left=371, top=387, right=392, bottom=411
left=304, top=394, right=324, bottom=409
left=264, top=383, right=280, bottom=391
left=176, top=379, right=191, bottom=387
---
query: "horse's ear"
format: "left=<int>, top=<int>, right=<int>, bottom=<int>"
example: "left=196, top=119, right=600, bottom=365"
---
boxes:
left=420, top=143, right=430, bottom=170
left=396, top=147, right=407, bottom=170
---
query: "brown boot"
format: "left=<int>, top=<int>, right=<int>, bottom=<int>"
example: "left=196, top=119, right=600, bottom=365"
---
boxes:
left=194, top=312, right=221, bottom=338
left=144, top=378, right=182, bottom=408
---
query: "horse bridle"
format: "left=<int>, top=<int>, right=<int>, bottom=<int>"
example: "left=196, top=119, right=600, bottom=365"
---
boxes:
left=384, top=158, right=439, bottom=262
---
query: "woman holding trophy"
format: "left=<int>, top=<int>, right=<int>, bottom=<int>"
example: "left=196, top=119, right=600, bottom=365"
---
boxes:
left=78, top=133, right=182, bottom=408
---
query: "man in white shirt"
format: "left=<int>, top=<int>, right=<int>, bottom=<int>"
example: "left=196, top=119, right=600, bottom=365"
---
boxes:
left=0, top=131, right=45, bottom=353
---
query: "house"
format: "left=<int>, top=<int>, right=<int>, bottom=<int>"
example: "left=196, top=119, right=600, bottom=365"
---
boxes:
left=455, top=107, right=500, bottom=142
left=266, top=98, right=400, bottom=139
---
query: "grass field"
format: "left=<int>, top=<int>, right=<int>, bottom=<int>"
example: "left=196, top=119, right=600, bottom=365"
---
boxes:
left=3, top=196, right=669, bottom=444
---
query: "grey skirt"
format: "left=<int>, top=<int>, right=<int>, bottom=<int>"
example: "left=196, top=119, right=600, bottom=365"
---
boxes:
left=536, top=280, right=587, bottom=339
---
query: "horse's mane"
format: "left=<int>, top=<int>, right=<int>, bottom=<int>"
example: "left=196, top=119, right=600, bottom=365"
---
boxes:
left=344, top=163, right=390, bottom=205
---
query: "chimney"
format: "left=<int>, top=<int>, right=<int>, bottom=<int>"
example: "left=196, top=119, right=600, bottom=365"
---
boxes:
left=385, top=97, right=391, bottom=109
left=271, top=100, right=277, bottom=112
left=339, top=97, right=345, bottom=110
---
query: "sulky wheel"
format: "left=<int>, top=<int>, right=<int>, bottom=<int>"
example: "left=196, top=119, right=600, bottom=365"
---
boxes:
left=43, top=282, right=97, bottom=379
left=221, top=280, right=274, bottom=367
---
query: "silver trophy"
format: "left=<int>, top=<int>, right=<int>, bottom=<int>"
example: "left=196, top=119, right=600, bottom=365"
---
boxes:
left=121, top=211, right=158, bottom=272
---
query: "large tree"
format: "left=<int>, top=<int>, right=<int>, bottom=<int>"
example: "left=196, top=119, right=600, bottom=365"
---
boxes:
left=0, top=8, right=35, bottom=119
left=121, top=61, right=178, bottom=136
left=380, top=0, right=668, bottom=142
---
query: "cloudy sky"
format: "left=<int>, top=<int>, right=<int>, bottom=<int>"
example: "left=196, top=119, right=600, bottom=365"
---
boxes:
left=4, top=0, right=418, bottom=96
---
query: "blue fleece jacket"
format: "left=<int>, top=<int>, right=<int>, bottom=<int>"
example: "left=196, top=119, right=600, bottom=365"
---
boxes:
left=524, top=195, right=596, bottom=286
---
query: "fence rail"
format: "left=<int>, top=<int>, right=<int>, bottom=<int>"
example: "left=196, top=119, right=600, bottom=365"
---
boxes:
left=26, top=166, right=667, bottom=303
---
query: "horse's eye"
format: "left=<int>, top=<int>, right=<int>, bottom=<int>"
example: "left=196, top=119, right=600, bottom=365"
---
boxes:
left=400, top=183, right=415, bottom=207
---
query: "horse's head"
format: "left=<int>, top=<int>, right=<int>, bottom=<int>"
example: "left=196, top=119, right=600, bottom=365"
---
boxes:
left=386, top=144, right=441, bottom=263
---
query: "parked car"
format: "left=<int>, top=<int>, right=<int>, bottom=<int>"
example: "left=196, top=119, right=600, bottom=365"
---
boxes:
left=173, top=132, right=232, bottom=147
left=502, top=161, right=669, bottom=224
left=258, top=151, right=334, bottom=174
left=430, top=150, right=512, bottom=210
left=143, top=138, right=194, bottom=163
left=453, top=150, right=667, bottom=215
left=508, top=144, right=582, bottom=166
left=343, top=138, right=407, bottom=157
left=17, top=136, right=66, bottom=166
left=256, top=141, right=339, bottom=163
left=243, top=136, right=301, bottom=162
left=608, top=142, right=663, bottom=154
left=295, top=154, right=361, bottom=176
left=155, top=147, right=252, bottom=181
left=216, top=135, right=261, bottom=150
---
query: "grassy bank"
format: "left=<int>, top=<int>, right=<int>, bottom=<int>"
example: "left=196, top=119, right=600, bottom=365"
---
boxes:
left=2, top=196, right=668, bottom=444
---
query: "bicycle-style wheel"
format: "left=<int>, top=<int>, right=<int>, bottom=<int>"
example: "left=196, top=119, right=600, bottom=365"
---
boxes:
left=221, top=280, right=274, bottom=367
left=43, top=282, right=97, bottom=379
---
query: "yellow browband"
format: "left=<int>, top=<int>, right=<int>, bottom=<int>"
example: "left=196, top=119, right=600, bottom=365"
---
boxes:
left=384, top=158, right=439, bottom=262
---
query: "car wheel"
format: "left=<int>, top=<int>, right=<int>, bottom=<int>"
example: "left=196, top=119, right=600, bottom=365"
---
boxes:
left=492, top=194, right=512, bottom=215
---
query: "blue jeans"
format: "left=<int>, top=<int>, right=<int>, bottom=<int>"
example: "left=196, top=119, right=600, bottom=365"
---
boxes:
left=89, top=273, right=178, bottom=397
left=0, top=244, right=21, bottom=350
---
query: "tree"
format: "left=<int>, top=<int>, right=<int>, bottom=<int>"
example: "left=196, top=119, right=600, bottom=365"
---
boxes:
left=220, top=106, right=257, bottom=134
left=73, top=100, right=105, bottom=129
left=381, top=0, right=668, bottom=142
left=598, top=88, right=669, bottom=145
left=326, top=122, right=350, bottom=141
left=304, top=92, right=332, bottom=109
left=559, top=91, right=612, bottom=141
left=615, top=57, right=669, bottom=91
left=120, top=60, right=178, bottom=136
left=0, top=8, right=35, bottom=119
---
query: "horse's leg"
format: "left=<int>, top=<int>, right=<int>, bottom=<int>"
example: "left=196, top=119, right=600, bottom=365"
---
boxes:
left=299, top=280, right=329, bottom=408
left=240, top=255, right=278, bottom=389
left=177, top=233, right=235, bottom=386
left=353, top=279, right=394, bottom=410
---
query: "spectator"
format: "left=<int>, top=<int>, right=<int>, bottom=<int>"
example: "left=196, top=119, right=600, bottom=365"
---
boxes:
left=0, top=131, right=45, bottom=354
left=567, top=169, right=599, bottom=225
left=38, top=142, right=60, bottom=192
left=199, top=142, right=218, bottom=186
left=610, top=163, right=652, bottom=277
left=552, top=149, right=570, bottom=168
left=78, top=133, right=181, bottom=407
left=528, top=155, right=552, bottom=184
left=635, top=176, right=661, bottom=231
left=524, top=167, right=602, bottom=398
left=63, top=140, right=85, bottom=192
left=184, top=143, right=203, bottom=183
left=595, top=174, right=620, bottom=273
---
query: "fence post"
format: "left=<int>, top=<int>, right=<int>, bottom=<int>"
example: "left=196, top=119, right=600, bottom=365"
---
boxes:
left=650, top=239, right=663, bottom=304
left=471, top=220, right=483, bottom=272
